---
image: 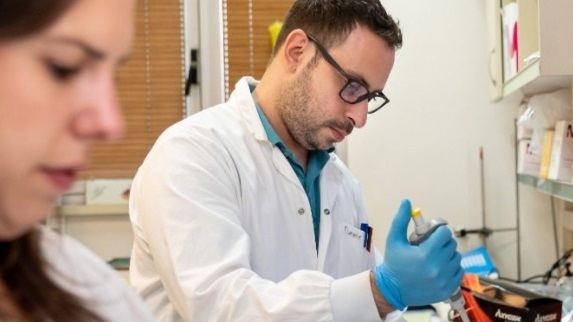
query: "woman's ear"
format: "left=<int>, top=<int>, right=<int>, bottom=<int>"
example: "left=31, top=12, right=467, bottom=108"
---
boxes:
left=280, top=29, right=312, bottom=73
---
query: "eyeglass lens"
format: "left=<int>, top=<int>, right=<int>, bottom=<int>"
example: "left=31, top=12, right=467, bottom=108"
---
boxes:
left=367, top=96, right=387, bottom=113
left=340, top=82, right=387, bottom=113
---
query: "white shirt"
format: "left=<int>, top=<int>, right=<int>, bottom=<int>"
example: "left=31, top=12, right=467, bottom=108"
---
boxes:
left=129, top=77, right=403, bottom=322
left=39, top=226, right=154, bottom=322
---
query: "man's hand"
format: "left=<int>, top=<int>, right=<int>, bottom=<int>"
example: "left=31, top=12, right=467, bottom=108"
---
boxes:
left=372, top=199, right=463, bottom=310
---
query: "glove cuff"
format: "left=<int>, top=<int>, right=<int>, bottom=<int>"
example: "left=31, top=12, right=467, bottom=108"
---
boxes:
left=372, top=266, right=406, bottom=311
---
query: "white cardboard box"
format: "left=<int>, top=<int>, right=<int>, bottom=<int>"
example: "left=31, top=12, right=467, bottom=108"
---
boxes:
left=58, top=180, right=86, bottom=205
left=517, top=140, right=541, bottom=176
left=67, top=180, right=86, bottom=194
left=85, top=179, right=132, bottom=205
left=548, top=120, right=573, bottom=181
left=516, top=125, right=534, bottom=140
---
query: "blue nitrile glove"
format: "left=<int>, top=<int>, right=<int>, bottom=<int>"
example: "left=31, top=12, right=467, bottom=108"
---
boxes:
left=372, top=199, right=463, bottom=310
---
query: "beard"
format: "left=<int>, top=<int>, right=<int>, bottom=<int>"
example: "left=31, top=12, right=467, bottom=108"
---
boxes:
left=276, top=64, right=353, bottom=151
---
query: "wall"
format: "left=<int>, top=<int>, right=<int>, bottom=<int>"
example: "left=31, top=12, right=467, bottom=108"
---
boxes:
left=348, top=0, right=557, bottom=280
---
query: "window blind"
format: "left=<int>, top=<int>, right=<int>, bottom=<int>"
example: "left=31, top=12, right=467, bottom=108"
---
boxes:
left=81, top=0, right=185, bottom=179
left=223, top=0, right=294, bottom=99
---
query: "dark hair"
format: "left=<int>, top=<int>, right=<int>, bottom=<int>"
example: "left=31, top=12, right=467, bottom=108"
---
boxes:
left=0, top=1, right=104, bottom=321
left=273, top=0, right=402, bottom=56
left=0, top=0, right=76, bottom=39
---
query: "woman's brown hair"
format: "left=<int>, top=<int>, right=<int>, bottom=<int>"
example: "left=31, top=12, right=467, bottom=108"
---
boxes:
left=0, top=231, right=103, bottom=321
left=0, top=0, right=75, bottom=39
left=0, top=1, right=104, bottom=321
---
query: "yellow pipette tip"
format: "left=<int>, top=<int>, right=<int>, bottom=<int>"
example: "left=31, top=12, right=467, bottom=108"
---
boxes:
left=412, top=207, right=421, bottom=218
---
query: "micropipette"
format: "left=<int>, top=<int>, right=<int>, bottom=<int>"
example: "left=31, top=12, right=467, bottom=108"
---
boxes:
left=409, top=207, right=470, bottom=322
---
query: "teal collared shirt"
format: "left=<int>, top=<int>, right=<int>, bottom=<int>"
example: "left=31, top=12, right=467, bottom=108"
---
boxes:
left=254, top=102, right=331, bottom=251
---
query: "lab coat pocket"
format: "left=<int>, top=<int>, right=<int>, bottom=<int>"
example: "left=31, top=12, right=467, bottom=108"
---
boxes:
left=335, top=223, right=371, bottom=274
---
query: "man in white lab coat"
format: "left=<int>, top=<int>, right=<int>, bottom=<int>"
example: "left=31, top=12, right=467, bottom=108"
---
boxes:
left=129, top=0, right=463, bottom=321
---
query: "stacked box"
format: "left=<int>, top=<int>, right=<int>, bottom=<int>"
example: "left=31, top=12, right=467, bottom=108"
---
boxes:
left=539, top=130, right=555, bottom=179
left=517, top=140, right=541, bottom=176
left=548, top=120, right=573, bottom=182
left=456, top=274, right=562, bottom=322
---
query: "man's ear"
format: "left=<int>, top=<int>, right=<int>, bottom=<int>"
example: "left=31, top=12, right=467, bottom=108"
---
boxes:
left=280, top=29, right=312, bottom=73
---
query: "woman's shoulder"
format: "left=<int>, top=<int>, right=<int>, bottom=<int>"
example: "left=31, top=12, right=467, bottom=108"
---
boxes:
left=37, top=226, right=155, bottom=321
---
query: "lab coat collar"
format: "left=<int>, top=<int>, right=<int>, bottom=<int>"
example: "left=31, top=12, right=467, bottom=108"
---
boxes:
left=229, top=77, right=268, bottom=143
left=229, top=77, right=302, bottom=189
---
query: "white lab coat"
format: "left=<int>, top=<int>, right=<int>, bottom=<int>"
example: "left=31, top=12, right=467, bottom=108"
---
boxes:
left=130, top=77, right=403, bottom=321
left=40, top=226, right=155, bottom=322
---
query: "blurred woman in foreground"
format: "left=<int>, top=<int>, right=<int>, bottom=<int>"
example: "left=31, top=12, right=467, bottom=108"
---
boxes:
left=0, top=0, right=154, bottom=321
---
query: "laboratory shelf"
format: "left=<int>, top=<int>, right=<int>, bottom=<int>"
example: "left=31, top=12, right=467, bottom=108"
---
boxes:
left=517, top=174, right=573, bottom=203
left=55, top=204, right=129, bottom=217
left=502, top=61, right=572, bottom=98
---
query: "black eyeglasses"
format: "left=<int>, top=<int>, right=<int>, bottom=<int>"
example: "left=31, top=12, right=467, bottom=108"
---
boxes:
left=306, top=34, right=389, bottom=114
